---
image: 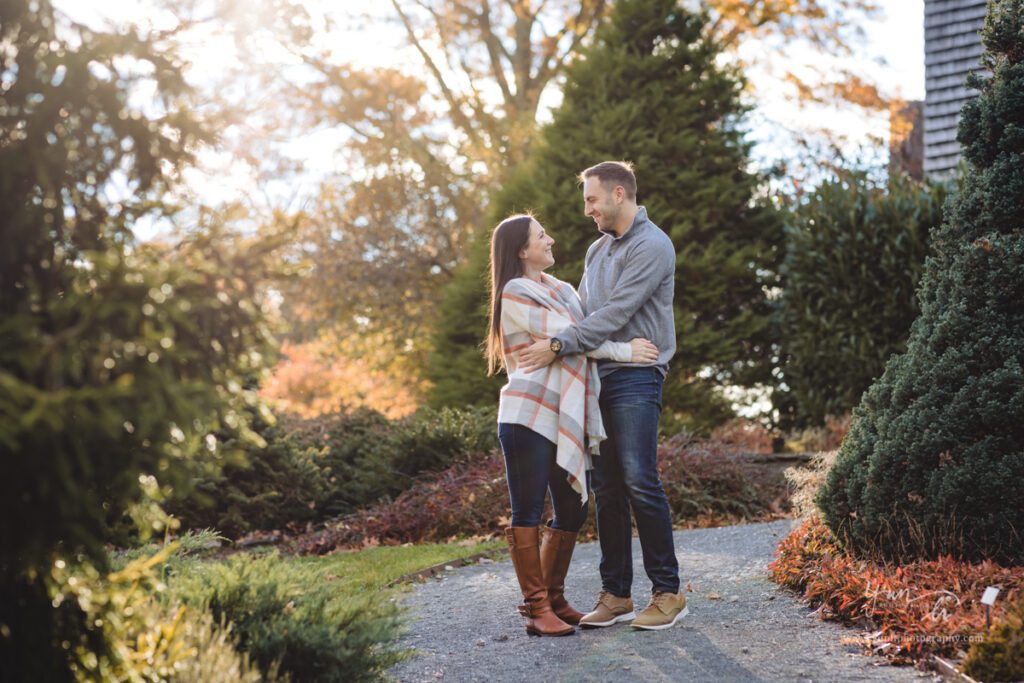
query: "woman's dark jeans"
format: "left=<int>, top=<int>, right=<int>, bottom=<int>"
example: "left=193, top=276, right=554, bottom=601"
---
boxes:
left=592, top=367, right=680, bottom=596
left=497, top=422, right=588, bottom=532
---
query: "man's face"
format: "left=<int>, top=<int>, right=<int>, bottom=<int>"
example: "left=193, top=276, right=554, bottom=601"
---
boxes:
left=583, top=176, right=621, bottom=234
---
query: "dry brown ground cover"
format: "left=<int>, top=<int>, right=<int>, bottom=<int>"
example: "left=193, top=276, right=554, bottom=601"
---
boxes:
left=770, top=516, right=1024, bottom=670
left=290, top=423, right=792, bottom=555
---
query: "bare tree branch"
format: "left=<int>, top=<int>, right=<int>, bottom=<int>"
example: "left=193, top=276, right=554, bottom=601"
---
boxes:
left=535, top=0, right=605, bottom=88
left=479, top=0, right=515, bottom=105
left=389, top=0, right=482, bottom=147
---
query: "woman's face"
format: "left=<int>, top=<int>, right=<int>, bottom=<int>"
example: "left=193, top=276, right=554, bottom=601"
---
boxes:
left=519, top=219, right=555, bottom=272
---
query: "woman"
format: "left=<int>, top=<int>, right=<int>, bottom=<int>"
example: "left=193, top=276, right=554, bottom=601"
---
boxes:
left=485, top=214, right=658, bottom=637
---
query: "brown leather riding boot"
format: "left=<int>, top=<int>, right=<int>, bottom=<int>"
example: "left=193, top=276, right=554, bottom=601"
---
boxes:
left=540, top=525, right=585, bottom=625
left=505, top=527, right=575, bottom=637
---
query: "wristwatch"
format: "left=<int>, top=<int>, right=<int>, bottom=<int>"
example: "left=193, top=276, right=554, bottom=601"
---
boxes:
left=549, top=338, right=563, bottom=354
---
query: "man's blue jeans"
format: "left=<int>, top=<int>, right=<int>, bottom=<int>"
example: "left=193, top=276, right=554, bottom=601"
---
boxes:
left=593, top=367, right=679, bottom=596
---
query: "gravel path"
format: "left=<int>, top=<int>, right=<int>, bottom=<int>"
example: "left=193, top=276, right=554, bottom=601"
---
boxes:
left=387, top=520, right=938, bottom=683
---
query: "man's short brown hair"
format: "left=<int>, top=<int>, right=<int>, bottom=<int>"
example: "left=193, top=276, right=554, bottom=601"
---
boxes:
left=579, top=161, right=637, bottom=200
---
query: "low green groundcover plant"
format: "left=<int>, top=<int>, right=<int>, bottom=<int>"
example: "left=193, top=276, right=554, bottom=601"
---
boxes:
left=161, top=537, right=501, bottom=681
left=962, top=593, right=1024, bottom=682
left=169, top=554, right=403, bottom=683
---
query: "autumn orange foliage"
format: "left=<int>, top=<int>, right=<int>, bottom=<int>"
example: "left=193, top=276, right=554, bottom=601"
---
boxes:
left=770, top=517, right=1024, bottom=664
left=260, top=339, right=422, bottom=419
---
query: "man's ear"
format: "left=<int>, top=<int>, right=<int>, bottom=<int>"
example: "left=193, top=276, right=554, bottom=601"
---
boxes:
left=615, top=185, right=625, bottom=203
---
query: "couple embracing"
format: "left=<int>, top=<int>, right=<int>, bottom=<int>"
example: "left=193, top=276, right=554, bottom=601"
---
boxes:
left=486, top=161, right=687, bottom=637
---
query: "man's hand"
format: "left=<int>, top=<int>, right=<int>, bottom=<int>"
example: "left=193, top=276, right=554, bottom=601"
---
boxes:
left=518, top=338, right=556, bottom=373
left=629, top=338, right=659, bottom=364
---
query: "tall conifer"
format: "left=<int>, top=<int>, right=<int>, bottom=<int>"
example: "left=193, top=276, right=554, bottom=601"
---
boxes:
left=428, top=0, right=782, bottom=428
left=818, top=0, right=1024, bottom=563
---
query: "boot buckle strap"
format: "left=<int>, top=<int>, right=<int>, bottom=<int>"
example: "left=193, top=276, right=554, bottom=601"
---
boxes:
left=518, top=603, right=551, bottom=618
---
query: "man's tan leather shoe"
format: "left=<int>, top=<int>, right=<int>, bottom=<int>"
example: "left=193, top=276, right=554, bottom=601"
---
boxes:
left=630, top=591, right=689, bottom=630
left=578, top=591, right=635, bottom=629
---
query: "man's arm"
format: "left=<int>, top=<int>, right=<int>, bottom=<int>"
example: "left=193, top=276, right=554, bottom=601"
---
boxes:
left=556, top=238, right=674, bottom=354
left=517, top=238, right=674, bottom=371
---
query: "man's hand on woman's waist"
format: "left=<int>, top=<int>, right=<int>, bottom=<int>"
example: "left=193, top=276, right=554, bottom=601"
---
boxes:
left=518, top=337, right=659, bottom=373
left=518, top=338, right=557, bottom=373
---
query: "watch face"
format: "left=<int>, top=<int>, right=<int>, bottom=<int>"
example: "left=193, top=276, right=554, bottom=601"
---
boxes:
left=550, top=339, right=562, bottom=353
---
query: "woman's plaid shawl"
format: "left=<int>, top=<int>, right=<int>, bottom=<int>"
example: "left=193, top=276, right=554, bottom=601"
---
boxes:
left=497, top=274, right=607, bottom=503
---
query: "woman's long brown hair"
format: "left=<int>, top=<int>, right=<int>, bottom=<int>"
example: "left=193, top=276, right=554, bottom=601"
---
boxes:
left=485, top=214, right=534, bottom=375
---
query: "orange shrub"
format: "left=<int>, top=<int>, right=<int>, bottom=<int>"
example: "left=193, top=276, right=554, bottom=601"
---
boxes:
left=769, top=518, right=1024, bottom=663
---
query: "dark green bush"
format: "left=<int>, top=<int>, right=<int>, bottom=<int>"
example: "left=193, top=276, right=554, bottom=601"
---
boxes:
left=288, top=405, right=498, bottom=516
left=776, top=171, right=946, bottom=427
left=390, top=405, right=499, bottom=477
left=170, top=554, right=403, bottom=683
left=286, top=408, right=402, bottom=516
left=170, top=405, right=499, bottom=535
left=818, top=0, right=1024, bottom=564
left=167, top=414, right=331, bottom=537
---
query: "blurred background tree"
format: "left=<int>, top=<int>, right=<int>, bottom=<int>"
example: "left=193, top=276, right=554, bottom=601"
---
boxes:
left=775, top=170, right=946, bottom=428
left=201, top=0, right=887, bottom=418
left=429, top=0, right=783, bottom=431
left=211, top=0, right=609, bottom=415
left=0, top=1, right=274, bottom=677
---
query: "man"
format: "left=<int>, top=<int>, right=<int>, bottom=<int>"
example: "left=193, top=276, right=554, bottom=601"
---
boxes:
left=518, top=160, right=686, bottom=630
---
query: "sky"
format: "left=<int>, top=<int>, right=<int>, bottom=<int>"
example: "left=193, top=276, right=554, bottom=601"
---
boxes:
left=55, top=0, right=927, bottom=226
left=868, top=0, right=926, bottom=101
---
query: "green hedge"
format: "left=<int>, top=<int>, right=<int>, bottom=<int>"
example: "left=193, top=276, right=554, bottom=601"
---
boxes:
left=165, top=413, right=331, bottom=538
left=170, top=405, right=498, bottom=536
left=775, top=171, right=945, bottom=427
left=288, top=404, right=498, bottom=516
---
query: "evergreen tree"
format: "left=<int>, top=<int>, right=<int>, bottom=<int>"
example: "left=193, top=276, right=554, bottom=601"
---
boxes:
left=0, top=2, right=273, bottom=676
left=428, top=0, right=782, bottom=429
left=776, top=171, right=946, bottom=427
left=425, top=163, right=538, bottom=409
left=818, top=0, right=1024, bottom=564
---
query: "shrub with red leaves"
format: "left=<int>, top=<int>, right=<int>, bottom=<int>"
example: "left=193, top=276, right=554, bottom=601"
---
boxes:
left=709, top=419, right=776, bottom=454
left=784, top=413, right=852, bottom=453
left=293, top=453, right=509, bottom=554
left=293, top=432, right=790, bottom=555
left=657, top=434, right=789, bottom=527
left=769, top=517, right=1024, bottom=664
